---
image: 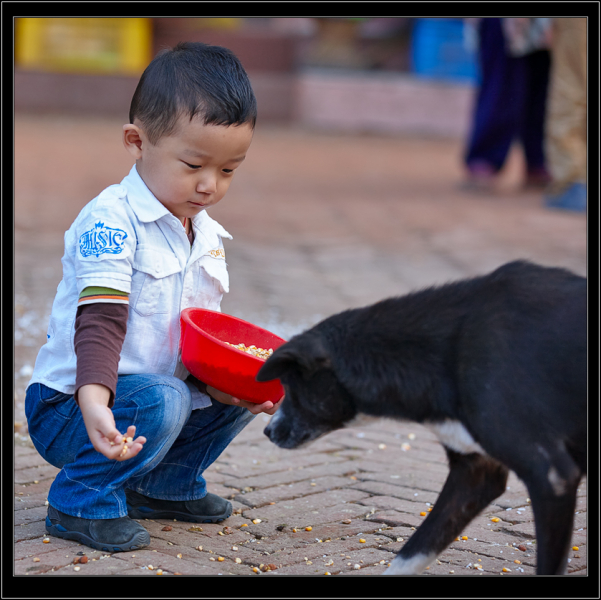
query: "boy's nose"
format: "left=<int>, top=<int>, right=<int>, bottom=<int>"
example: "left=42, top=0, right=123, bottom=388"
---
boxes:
left=196, top=173, right=217, bottom=194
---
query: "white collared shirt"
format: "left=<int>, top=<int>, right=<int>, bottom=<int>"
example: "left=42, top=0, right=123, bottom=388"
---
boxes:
left=29, top=165, right=232, bottom=409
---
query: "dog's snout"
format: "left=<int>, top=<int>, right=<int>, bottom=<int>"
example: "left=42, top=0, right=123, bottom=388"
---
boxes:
left=263, top=423, right=273, bottom=440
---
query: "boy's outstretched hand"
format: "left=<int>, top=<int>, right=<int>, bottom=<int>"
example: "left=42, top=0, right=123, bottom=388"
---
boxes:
left=78, top=383, right=146, bottom=461
left=206, top=385, right=283, bottom=415
left=105, top=425, right=147, bottom=462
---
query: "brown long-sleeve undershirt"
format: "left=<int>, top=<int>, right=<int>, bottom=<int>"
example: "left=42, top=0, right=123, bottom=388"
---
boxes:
left=73, top=303, right=128, bottom=408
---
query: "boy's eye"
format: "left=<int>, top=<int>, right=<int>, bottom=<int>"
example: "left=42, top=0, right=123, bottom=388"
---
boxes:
left=222, top=169, right=233, bottom=174
left=185, top=162, right=201, bottom=169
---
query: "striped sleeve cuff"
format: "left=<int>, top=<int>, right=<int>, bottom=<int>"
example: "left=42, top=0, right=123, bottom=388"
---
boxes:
left=78, top=286, right=129, bottom=306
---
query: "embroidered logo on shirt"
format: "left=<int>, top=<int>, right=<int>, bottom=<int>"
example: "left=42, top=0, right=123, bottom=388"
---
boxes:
left=79, top=221, right=128, bottom=258
left=208, top=248, right=225, bottom=259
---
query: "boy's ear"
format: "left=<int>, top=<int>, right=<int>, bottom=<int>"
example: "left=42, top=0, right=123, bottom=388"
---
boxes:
left=122, top=124, right=144, bottom=160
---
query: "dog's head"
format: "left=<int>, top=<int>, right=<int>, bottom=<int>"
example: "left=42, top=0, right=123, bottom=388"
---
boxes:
left=256, top=332, right=357, bottom=449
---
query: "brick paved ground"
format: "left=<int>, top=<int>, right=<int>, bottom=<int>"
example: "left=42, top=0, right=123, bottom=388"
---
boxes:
left=14, top=112, right=587, bottom=578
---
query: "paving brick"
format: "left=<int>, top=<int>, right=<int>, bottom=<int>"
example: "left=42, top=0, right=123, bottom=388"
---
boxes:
left=14, top=446, right=47, bottom=469
left=374, top=525, right=417, bottom=543
left=14, top=465, right=60, bottom=485
left=285, top=545, right=395, bottom=575
left=14, top=480, right=53, bottom=496
left=360, top=456, right=450, bottom=478
left=343, top=563, right=389, bottom=575
left=198, top=467, right=234, bottom=485
left=240, top=520, right=387, bottom=556
left=365, top=509, right=424, bottom=529
left=14, top=520, right=47, bottom=543
left=330, top=427, right=448, bottom=464
left=566, top=550, right=587, bottom=574
left=497, top=521, right=537, bottom=540
left=351, top=480, right=439, bottom=505
left=14, top=536, right=85, bottom=560
left=572, top=511, right=587, bottom=531
left=337, top=455, right=449, bottom=482
left=14, top=491, right=48, bottom=512
left=243, top=502, right=372, bottom=539
left=46, top=563, right=149, bottom=576
left=220, top=455, right=349, bottom=489
left=51, top=554, right=156, bottom=576
left=111, top=546, right=254, bottom=575
left=243, top=488, right=370, bottom=521
left=361, top=494, right=434, bottom=516
left=261, top=531, right=396, bottom=570
left=434, top=550, right=538, bottom=576
left=14, top=548, right=78, bottom=575
left=14, top=505, right=47, bottom=527
left=140, top=522, right=258, bottom=562
left=355, top=470, right=446, bottom=494
left=182, top=537, right=263, bottom=566
left=235, top=475, right=354, bottom=508
left=14, top=445, right=39, bottom=458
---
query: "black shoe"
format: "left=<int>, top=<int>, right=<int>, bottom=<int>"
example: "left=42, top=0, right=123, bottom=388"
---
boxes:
left=45, top=505, right=150, bottom=552
left=125, top=489, right=232, bottom=523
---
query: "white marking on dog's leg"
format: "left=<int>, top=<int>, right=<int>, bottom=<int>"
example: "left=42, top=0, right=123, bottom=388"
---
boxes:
left=424, top=420, right=487, bottom=455
left=384, top=552, right=437, bottom=575
left=547, top=466, right=568, bottom=496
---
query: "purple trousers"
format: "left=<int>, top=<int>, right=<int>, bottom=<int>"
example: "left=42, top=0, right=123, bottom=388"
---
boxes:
left=464, top=18, right=551, bottom=173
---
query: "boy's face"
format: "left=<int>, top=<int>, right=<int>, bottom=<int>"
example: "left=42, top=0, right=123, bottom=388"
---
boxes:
left=123, top=117, right=254, bottom=222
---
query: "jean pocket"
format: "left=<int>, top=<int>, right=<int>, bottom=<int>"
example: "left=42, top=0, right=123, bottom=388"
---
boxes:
left=38, top=384, right=78, bottom=419
left=25, top=384, right=79, bottom=459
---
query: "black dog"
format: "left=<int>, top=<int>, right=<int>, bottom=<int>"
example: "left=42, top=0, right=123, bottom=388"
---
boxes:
left=257, top=261, right=586, bottom=575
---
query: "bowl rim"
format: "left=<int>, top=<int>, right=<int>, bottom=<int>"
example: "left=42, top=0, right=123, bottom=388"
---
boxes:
left=181, top=307, right=285, bottom=364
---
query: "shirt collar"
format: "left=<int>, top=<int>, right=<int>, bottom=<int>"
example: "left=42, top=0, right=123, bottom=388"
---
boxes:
left=120, top=165, right=171, bottom=223
left=192, top=210, right=233, bottom=241
left=120, top=164, right=232, bottom=240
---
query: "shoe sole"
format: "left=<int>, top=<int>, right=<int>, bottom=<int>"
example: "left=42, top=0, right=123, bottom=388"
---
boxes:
left=127, top=505, right=232, bottom=524
left=46, top=516, right=150, bottom=553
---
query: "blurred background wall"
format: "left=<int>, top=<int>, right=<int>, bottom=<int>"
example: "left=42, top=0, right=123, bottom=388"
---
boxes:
left=14, top=17, right=479, bottom=138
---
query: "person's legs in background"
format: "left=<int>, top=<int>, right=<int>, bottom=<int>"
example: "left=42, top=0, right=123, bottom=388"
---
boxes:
left=544, top=17, right=587, bottom=212
left=464, top=18, right=526, bottom=188
left=519, top=49, right=552, bottom=188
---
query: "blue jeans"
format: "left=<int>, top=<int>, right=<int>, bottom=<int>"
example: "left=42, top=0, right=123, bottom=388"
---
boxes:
left=25, top=374, right=255, bottom=520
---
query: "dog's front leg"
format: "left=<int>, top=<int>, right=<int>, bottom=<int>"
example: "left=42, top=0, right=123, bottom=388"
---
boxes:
left=384, top=450, right=508, bottom=575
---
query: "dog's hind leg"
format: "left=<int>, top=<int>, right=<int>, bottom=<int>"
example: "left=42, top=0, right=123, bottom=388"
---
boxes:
left=516, top=444, right=582, bottom=575
left=384, top=450, right=508, bottom=575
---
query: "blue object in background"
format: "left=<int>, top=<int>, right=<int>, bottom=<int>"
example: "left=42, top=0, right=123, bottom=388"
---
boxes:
left=411, top=18, right=479, bottom=84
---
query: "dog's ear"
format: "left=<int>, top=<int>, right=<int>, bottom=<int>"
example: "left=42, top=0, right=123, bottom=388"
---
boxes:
left=256, top=336, right=330, bottom=382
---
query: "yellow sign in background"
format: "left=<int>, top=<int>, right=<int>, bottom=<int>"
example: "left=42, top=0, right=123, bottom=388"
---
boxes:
left=15, top=18, right=152, bottom=75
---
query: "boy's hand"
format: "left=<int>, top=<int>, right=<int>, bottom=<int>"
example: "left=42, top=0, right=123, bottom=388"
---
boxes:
left=206, top=385, right=283, bottom=415
left=78, top=384, right=146, bottom=461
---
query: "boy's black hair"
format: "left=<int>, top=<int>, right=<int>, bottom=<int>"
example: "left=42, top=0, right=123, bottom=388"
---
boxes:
left=129, top=41, right=257, bottom=144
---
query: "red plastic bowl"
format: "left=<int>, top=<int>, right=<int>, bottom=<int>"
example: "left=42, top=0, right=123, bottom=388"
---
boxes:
left=180, top=307, right=286, bottom=404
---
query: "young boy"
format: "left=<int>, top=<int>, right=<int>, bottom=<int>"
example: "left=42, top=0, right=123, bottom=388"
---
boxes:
left=25, top=42, right=281, bottom=552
